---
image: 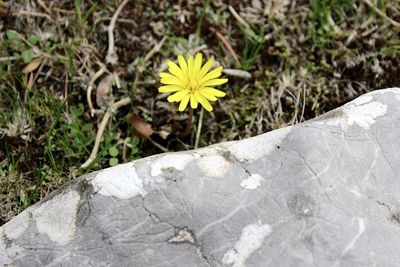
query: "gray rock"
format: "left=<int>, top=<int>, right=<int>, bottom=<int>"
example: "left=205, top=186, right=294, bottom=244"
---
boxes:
left=2, top=88, right=400, bottom=267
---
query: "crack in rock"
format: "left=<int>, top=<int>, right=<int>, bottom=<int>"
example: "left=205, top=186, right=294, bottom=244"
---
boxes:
left=376, top=200, right=400, bottom=224
left=168, top=226, right=212, bottom=266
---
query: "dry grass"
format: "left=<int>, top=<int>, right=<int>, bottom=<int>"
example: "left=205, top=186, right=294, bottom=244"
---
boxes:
left=1, top=0, right=400, bottom=224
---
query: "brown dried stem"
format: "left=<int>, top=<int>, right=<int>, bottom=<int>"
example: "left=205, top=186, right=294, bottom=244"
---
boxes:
left=210, top=27, right=241, bottom=68
left=80, top=97, right=132, bottom=169
left=87, top=64, right=107, bottom=117
left=106, top=0, right=130, bottom=65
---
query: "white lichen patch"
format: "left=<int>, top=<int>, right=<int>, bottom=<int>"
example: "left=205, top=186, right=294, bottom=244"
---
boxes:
left=222, top=221, right=272, bottom=267
left=316, top=94, right=387, bottom=130
left=196, top=154, right=233, bottom=178
left=223, top=127, right=291, bottom=162
left=150, top=153, right=195, bottom=177
left=352, top=95, right=372, bottom=106
left=240, top=174, right=265, bottom=190
left=344, top=101, right=387, bottom=129
left=33, top=190, right=80, bottom=246
left=92, top=162, right=146, bottom=199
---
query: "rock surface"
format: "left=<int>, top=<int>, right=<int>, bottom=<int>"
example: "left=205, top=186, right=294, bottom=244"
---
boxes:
left=2, top=88, right=400, bottom=266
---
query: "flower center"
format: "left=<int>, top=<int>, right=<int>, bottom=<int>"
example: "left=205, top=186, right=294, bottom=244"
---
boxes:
left=187, top=80, right=199, bottom=92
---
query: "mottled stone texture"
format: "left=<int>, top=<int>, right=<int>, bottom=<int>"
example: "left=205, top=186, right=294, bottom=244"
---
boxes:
left=2, top=88, right=400, bottom=267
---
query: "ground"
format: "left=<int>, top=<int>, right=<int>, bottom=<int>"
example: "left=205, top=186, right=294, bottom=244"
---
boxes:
left=0, top=0, right=399, bottom=224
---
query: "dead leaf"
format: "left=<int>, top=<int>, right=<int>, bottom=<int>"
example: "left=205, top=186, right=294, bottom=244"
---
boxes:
left=27, top=72, right=34, bottom=90
left=128, top=113, right=154, bottom=139
left=96, top=74, right=113, bottom=109
left=157, top=130, right=170, bottom=139
left=22, top=57, right=43, bottom=74
left=0, top=1, right=8, bottom=17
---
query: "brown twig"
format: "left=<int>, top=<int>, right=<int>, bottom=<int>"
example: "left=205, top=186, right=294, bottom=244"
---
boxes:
left=222, top=69, right=252, bottom=79
left=80, top=97, right=132, bottom=169
left=94, top=17, right=138, bottom=26
left=37, top=0, right=52, bottom=15
left=112, top=97, right=132, bottom=110
left=32, top=57, right=47, bottom=85
left=0, top=56, right=20, bottom=62
left=13, top=11, right=54, bottom=21
left=135, top=37, right=167, bottom=91
left=87, top=64, right=107, bottom=117
left=80, top=111, right=111, bottom=169
left=106, top=0, right=130, bottom=65
left=148, top=137, right=168, bottom=152
left=64, top=73, right=69, bottom=119
left=144, top=36, right=167, bottom=62
left=228, top=5, right=250, bottom=29
left=210, top=27, right=241, bottom=68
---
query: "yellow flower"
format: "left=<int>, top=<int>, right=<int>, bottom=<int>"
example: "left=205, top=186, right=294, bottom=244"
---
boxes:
left=159, top=53, right=228, bottom=112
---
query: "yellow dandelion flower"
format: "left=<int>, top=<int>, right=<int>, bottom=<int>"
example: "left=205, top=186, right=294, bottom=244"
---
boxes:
left=158, top=53, right=228, bottom=112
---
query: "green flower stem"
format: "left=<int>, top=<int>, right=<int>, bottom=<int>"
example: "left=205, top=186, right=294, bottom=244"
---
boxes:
left=185, top=108, right=194, bottom=136
left=194, top=107, right=204, bottom=149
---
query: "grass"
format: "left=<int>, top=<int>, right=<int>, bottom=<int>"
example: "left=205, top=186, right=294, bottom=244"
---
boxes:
left=1, top=0, right=400, bottom=224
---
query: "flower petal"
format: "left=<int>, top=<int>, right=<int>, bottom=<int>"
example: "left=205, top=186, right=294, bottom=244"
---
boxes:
left=195, top=92, right=213, bottom=111
left=201, top=78, right=228, bottom=87
left=193, top=53, right=202, bottom=77
left=167, top=61, right=185, bottom=81
left=160, top=72, right=183, bottom=85
left=161, top=79, right=182, bottom=85
left=199, top=66, right=223, bottom=83
left=159, top=85, right=184, bottom=92
left=198, top=91, right=217, bottom=101
left=190, top=93, right=198, bottom=109
left=198, top=57, right=214, bottom=79
left=178, top=94, right=190, bottom=111
left=200, top=87, right=226, bottom=97
left=187, top=55, right=194, bottom=80
left=178, top=55, right=188, bottom=75
left=167, top=90, right=189, bottom=102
